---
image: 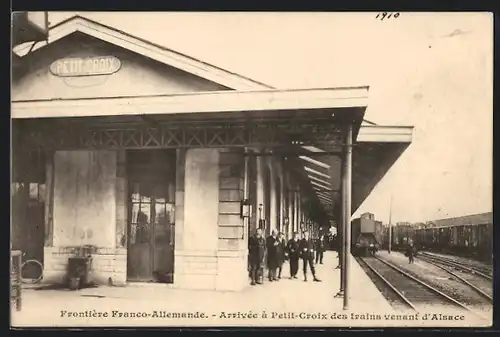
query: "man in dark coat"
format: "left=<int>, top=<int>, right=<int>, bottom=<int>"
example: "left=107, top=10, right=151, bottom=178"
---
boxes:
left=335, top=232, right=342, bottom=269
left=299, top=230, right=321, bottom=282
left=276, top=232, right=286, bottom=280
left=287, top=231, right=300, bottom=279
left=266, top=230, right=280, bottom=281
left=248, top=228, right=266, bottom=285
left=406, top=239, right=416, bottom=264
left=315, top=233, right=326, bottom=264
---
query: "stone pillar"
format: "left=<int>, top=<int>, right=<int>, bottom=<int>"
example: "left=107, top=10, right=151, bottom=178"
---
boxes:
left=43, top=150, right=122, bottom=285
left=216, top=149, right=247, bottom=291
left=294, top=191, right=300, bottom=232
left=115, top=150, right=127, bottom=249
left=248, top=154, right=258, bottom=235
left=268, top=158, right=277, bottom=233
left=287, top=177, right=294, bottom=237
left=44, top=152, right=54, bottom=247
left=279, top=165, right=285, bottom=235
left=256, top=154, right=265, bottom=228
left=174, top=149, right=220, bottom=290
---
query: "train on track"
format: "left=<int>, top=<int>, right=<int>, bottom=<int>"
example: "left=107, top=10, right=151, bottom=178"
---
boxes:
left=414, top=222, right=493, bottom=262
left=347, top=212, right=492, bottom=262
left=379, top=212, right=493, bottom=262
left=351, top=212, right=383, bottom=256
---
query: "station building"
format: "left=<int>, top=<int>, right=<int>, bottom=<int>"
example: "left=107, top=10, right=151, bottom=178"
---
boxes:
left=11, top=15, right=413, bottom=291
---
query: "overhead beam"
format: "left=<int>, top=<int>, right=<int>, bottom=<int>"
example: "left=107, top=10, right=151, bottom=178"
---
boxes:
left=299, top=156, right=331, bottom=169
left=311, top=181, right=332, bottom=190
left=316, top=192, right=332, bottom=199
left=316, top=192, right=333, bottom=199
left=313, top=188, right=331, bottom=195
left=304, top=166, right=330, bottom=179
left=308, top=175, right=332, bottom=186
left=301, top=145, right=327, bottom=153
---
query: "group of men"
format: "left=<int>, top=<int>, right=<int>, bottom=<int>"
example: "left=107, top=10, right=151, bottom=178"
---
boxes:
left=248, top=228, right=327, bottom=286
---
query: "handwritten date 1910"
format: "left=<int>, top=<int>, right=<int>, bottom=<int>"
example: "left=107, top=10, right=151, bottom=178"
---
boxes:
left=375, top=12, right=400, bottom=21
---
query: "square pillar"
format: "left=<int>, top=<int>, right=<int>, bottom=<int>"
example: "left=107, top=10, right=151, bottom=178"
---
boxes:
left=294, top=191, right=300, bottom=232
left=174, top=149, right=220, bottom=290
left=256, top=154, right=265, bottom=228
left=268, top=158, right=278, bottom=234
left=43, top=150, right=125, bottom=286
left=279, top=167, right=285, bottom=235
left=287, top=178, right=294, bottom=237
left=216, top=149, right=247, bottom=291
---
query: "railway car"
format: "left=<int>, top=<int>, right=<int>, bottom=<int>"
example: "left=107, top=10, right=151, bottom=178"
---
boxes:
left=351, top=213, right=383, bottom=256
left=389, top=224, right=416, bottom=252
left=414, top=222, right=493, bottom=263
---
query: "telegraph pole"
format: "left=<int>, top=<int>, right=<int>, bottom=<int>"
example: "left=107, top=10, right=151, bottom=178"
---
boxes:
left=388, top=194, right=393, bottom=254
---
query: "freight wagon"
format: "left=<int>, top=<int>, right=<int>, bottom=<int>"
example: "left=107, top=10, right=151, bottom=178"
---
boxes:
left=391, top=224, right=415, bottom=251
left=414, top=222, right=493, bottom=263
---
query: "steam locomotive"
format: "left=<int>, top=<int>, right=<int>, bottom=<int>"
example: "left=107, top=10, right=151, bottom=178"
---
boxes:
left=351, top=212, right=383, bottom=256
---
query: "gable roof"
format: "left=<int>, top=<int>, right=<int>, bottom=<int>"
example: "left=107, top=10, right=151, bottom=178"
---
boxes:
left=13, top=15, right=274, bottom=91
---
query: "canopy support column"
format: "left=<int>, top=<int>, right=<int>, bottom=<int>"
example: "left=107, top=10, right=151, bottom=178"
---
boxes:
left=342, top=124, right=353, bottom=310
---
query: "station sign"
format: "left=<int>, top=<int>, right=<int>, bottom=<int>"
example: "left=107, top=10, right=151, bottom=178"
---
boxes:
left=50, top=56, right=122, bottom=77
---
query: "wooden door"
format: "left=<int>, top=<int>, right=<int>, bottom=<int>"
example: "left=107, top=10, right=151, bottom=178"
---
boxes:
left=126, top=151, right=176, bottom=283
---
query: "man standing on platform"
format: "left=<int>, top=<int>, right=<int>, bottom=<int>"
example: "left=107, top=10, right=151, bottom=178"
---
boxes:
left=299, top=230, right=321, bottom=282
left=315, top=233, right=326, bottom=264
left=335, top=232, right=342, bottom=269
left=287, top=231, right=300, bottom=279
left=266, top=230, right=280, bottom=282
left=276, top=232, right=286, bottom=280
left=248, top=228, right=266, bottom=285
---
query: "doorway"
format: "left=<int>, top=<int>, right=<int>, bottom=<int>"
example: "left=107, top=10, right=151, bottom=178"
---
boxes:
left=126, top=150, right=176, bottom=283
left=11, top=151, right=46, bottom=279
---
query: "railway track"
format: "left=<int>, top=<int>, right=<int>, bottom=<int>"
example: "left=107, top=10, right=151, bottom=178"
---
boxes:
left=418, top=255, right=493, bottom=303
left=419, top=253, right=492, bottom=281
left=359, top=256, right=480, bottom=315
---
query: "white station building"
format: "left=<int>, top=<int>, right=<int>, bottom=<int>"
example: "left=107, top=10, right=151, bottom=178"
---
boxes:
left=11, top=14, right=413, bottom=292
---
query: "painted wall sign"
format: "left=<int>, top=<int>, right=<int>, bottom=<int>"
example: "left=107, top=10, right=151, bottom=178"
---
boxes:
left=50, top=56, right=122, bottom=77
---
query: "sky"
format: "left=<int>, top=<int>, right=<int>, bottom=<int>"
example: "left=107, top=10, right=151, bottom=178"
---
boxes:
left=43, top=12, right=493, bottom=223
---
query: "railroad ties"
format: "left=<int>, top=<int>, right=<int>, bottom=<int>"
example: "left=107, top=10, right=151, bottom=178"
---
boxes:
left=356, top=252, right=492, bottom=321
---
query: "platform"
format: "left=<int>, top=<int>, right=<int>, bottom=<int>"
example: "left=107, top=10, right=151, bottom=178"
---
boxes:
left=11, top=251, right=488, bottom=328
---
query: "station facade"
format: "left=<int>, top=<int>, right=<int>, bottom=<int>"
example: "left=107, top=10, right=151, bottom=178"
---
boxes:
left=11, top=15, right=413, bottom=292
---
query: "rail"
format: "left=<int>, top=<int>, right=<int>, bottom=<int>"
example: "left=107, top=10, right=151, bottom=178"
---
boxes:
left=359, top=255, right=487, bottom=319
left=356, top=257, right=416, bottom=311
left=419, top=252, right=492, bottom=281
left=418, top=255, right=493, bottom=302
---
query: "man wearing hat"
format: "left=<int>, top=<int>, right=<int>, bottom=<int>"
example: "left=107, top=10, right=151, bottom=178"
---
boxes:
left=266, top=230, right=280, bottom=281
left=276, top=232, right=287, bottom=279
left=248, top=228, right=266, bottom=285
left=287, top=231, right=301, bottom=279
left=299, top=230, right=321, bottom=282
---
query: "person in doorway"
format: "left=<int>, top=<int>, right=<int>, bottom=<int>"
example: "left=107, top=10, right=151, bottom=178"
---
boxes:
left=315, top=233, right=326, bottom=264
left=287, top=231, right=300, bottom=279
left=248, top=228, right=266, bottom=285
left=299, top=230, right=321, bottom=282
left=276, top=232, right=286, bottom=279
left=266, top=230, right=280, bottom=281
left=136, top=211, right=150, bottom=243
